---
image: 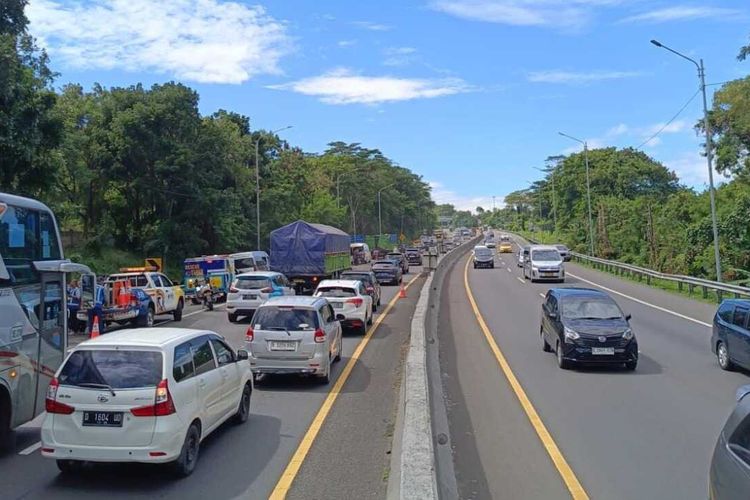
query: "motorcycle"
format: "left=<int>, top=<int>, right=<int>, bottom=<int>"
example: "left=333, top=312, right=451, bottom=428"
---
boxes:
left=196, top=283, right=215, bottom=311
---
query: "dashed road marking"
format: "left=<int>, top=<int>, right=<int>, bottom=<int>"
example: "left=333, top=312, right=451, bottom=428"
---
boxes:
left=516, top=277, right=526, bottom=284
left=19, top=441, right=41, bottom=456
left=539, top=293, right=546, bottom=298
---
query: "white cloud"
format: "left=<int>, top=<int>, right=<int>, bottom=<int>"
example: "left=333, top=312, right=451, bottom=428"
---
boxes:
left=606, top=123, right=629, bottom=136
left=429, top=181, right=501, bottom=213
left=338, top=40, right=357, bottom=48
left=430, top=0, right=622, bottom=30
left=621, top=6, right=742, bottom=24
left=664, top=152, right=717, bottom=187
left=268, top=69, right=472, bottom=105
left=528, top=70, right=641, bottom=85
left=27, top=0, right=292, bottom=84
left=383, top=46, right=418, bottom=67
left=352, top=21, right=392, bottom=31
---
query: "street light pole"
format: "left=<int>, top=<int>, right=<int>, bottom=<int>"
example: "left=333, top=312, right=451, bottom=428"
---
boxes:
left=651, top=39, right=722, bottom=281
left=559, top=132, right=595, bottom=256
left=254, top=125, right=293, bottom=249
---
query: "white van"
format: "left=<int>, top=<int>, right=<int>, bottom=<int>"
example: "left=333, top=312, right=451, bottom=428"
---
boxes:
left=41, top=328, right=253, bottom=477
left=523, top=245, right=565, bottom=283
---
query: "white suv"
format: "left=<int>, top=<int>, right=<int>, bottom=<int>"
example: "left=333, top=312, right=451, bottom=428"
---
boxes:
left=314, top=280, right=373, bottom=335
left=226, top=271, right=295, bottom=323
left=41, top=328, right=253, bottom=477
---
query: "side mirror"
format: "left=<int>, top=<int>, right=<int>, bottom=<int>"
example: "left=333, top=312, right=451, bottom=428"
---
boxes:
left=236, top=349, right=249, bottom=361
left=336, top=313, right=346, bottom=321
left=625, top=314, right=632, bottom=321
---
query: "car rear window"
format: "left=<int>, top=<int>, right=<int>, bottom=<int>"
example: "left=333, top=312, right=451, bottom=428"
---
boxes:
left=373, top=260, right=395, bottom=267
left=253, top=307, right=319, bottom=330
left=316, top=286, right=357, bottom=298
left=235, top=276, right=272, bottom=289
left=475, top=248, right=492, bottom=257
left=59, top=350, right=163, bottom=389
left=342, top=274, right=372, bottom=284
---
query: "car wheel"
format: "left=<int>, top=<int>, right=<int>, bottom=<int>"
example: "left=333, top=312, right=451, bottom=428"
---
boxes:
left=717, top=341, right=734, bottom=371
left=473, top=263, right=477, bottom=269
left=377, top=297, right=381, bottom=307
left=541, top=328, right=552, bottom=352
left=173, top=300, right=184, bottom=321
left=334, top=334, right=342, bottom=362
left=556, top=342, right=572, bottom=370
left=228, top=313, right=238, bottom=323
left=172, top=423, right=201, bottom=477
left=624, top=360, right=638, bottom=371
left=319, top=355, right=331, bottom=384
left=367, top=308, right=373, bottom=326
left=56, top=459, right=84, bottom=475
left=233, top=384, right=251, bottom=424
left=252, top=372, right=262, bottom=385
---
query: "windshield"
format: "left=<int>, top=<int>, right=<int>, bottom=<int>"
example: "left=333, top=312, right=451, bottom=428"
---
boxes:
left=253, top=307, right=319, bottom=330
left=59, top=350, right=163, bottom=389
left=315, top=286, right=356, bottom=298
left=0, top=204, right=62, bottom=285
left=562, top=297, right=623, bottom=320
left=532, top=250, right=561, bottom=262
left=235, top=276, right=272, bottom=290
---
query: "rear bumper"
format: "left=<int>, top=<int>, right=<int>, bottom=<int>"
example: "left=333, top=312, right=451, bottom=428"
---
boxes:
left=473, top=259, right=494, bottom=268
left=249, top=350, right=328, bottom=375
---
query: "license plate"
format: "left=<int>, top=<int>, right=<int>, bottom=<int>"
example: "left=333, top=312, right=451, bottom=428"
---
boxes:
left=269, top=341, right=296, bottom=351
left=82, top=411, right=123, bottom=427
left=243, top=294, right=257, bottom=300
left=332, top=302, right=344, bottom=309
left=592, top=347, right=615, bottom=355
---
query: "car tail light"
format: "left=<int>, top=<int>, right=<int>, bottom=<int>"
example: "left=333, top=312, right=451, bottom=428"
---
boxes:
left=45, top=377, right=75, bottom=415
left=245, top=326, right=254, bottom=342
left=314, top=328, right=326, bottom=343
left=346, top=297, right=364, bottom=307
left=260, top=287, right=273, bottom=293
left=229, top=286, right=239, bottom=293
left=131, top=379, right=176, bottom=417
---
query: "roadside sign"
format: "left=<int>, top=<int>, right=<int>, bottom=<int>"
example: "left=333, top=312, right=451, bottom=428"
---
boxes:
left=145, top=258, right=163, bottom=272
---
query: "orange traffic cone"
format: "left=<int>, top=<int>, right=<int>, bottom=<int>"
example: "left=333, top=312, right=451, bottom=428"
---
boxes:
left=399, top=282, right=407, bottom=299
left=90, top=315, right=101, bottom=339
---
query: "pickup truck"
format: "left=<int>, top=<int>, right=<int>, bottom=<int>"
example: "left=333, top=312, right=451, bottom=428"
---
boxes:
left=100, top=269, right=185, bottom=323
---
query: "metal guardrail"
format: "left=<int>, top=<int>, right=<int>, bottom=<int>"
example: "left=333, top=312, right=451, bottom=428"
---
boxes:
left=517, top=233, right=750, bottom=303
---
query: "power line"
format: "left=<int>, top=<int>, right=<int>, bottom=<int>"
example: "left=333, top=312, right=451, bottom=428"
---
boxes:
left=635, top=88, right=701, bottom=150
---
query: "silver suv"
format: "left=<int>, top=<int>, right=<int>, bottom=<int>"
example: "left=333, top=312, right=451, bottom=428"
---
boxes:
left=245, top=296, right=343, bottom=384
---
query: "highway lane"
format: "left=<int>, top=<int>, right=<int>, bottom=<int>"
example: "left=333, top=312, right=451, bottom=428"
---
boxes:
left=440, top=244, right=748, bottom=499
left=0, top=266, right=424, bottom=500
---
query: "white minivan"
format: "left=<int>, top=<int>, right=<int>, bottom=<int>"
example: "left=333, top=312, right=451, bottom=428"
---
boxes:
left=41, top=328, right=253, bottom=477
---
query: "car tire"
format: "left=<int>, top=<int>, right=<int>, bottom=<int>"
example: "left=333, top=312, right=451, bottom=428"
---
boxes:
left=137, top=307, right=155, bottom=328
left=173, top=300, right=184, bottom=321
left=556, top=342, right=572, bottom=370
left=541, top=328, right=552, bottom=352
left=334, top=334, right=342, bottom=362
left=228, top=312, right=238, bottom=323
left=319, top=355, right=331, bottom=384
left=172, top=423, right=201, bottom=477
left=367, top=308, right=373, bottom=326
left=233, top=384, right=251, bottom=424
left=56, top=459, right=83, bottom=475
left=717, top=341, right=734, bottom=371
left=624, top=360, right=638, bottom=371
left=252, top=372, right=262, bottom=385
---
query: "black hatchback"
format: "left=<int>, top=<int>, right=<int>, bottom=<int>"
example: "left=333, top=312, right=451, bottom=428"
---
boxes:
left=540, top=288, right=638, bottom=370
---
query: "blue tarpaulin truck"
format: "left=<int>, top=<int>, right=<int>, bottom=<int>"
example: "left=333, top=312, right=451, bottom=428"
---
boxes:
left=270, top=220, right=351, bottom=294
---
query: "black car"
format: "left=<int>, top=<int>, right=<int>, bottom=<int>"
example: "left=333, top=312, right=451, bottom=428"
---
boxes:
left=371, top=259, right=403, bottom=285
left=711, top=299, right=750, bottom=371
left=540, top=288, right=638, bottom=370
left=555, top=244, right=572, bottom=262
left=386, top=252, right=409, bottom=274
left=710, top=385, right=750, bottom=500
left=340, top=270, right=382, bottom=311
left=405, top=247, right=423, bottom=266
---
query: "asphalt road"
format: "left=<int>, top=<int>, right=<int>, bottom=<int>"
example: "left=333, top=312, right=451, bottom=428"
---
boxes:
left=437, top=242, right=748, bottom=500
left=0, top=265, right=425, bottom=500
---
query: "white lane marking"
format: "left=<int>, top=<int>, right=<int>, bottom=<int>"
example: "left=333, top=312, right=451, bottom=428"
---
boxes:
left=19, top=441, right=41, bottom=455
left=516, top=277, right=526, bottom=284
left=567, top=272, right=711, bottom=328
left=539, top=293, right=545, bottom=298
left=506, top=267, right=511, bottom=273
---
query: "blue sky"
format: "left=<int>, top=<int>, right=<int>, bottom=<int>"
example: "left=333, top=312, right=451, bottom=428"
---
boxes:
left=27, top=0, right=750, bottom=211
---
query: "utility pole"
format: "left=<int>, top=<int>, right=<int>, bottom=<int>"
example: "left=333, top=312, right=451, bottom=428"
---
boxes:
left=559, top=132, right=595, bottom=256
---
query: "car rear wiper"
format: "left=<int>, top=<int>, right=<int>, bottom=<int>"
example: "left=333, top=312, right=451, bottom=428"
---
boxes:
left=77, top=382, right=116, bottom=397
left=266, top=326, right=292, bottom=336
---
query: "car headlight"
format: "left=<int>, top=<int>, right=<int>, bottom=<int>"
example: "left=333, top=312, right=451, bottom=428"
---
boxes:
left=622, top=328, right=634, bottom=340
left=532, top=266, right=539, bottom=272
left=564, top=326, right=580, bottom=342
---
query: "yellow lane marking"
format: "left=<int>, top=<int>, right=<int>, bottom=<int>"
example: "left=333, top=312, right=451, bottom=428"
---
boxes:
left=464, top=256, right=589, bottom=500
left=269, top=274, right=422, bottom=499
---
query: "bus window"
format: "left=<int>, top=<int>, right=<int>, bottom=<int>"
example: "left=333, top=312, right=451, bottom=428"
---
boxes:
left=0, top=205, right=40, bottom=285
left=40, top=211, right=61, bottom=260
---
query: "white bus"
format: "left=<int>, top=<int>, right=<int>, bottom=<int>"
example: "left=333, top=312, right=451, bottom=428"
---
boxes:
left=0, top=193, right=93, bottom=447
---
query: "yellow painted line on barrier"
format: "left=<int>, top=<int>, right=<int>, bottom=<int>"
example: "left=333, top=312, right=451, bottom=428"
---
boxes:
left=464, top=256, right=590, bottom=500
left=269, top=274, right=422, bottom=499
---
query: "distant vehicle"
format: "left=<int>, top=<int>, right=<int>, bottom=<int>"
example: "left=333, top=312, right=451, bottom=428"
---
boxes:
left=485, top=238, right=496, bottom=249
left=498, top=240, right=513, bottom=253
left=79, top=277, right=155, bottom=331
left=350, top=243, right=371, bottom=265
left=710, top=384, right=750, bottom=500
left=518, top=246, right=530, bottom=268
left=341, top=270, right=381, bottom=311
left=540, top=288, right=637, bottom=370
left=554, top=244, right=571, bottom=262
left=41, top=328, right=253, bottom=477
left=182, top=251, right=269, bottom=303
left=245, top=296, right=343, bottom=384
left=314, top=280, right=373, bottom=334
left=0, top=193, right=94, bottom=447
left=711, top=299, right=750, bottom=371
left=473, top=245, right=494, bottom=269
left=386, top=252, right=410, bottom=274
left=372, top=259, right=403, bottom=285
left=405, top=247, right=423, bottom=266
left=270, top=220, right=351, bottom=294
left=226, top=271, right=296, bottom=323
left=523, top=246, right=564, bottom=283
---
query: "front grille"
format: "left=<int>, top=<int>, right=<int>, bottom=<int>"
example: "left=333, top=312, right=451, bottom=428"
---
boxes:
left=576, top=335, right=629, bottom=348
